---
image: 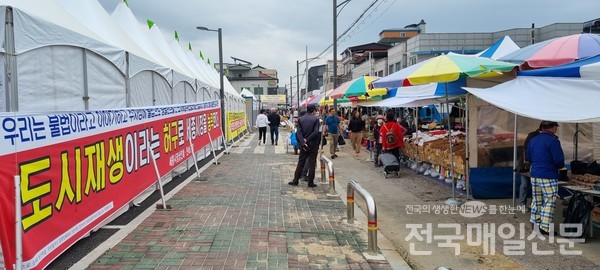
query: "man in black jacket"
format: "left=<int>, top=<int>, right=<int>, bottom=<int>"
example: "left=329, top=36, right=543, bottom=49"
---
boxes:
left=289, top=104, right=320, bottom=187
left=267, top=107, right=281, bottom=145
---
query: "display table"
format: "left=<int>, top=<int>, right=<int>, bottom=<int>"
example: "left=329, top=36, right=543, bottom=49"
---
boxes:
left=561, top=185, right=600, bottom=238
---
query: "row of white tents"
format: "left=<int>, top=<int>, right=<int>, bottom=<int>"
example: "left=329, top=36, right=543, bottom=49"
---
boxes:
left=0, top=0, right=245, bottom=113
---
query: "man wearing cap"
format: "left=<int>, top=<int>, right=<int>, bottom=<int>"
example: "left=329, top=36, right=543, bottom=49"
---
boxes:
left=526, top=121, right=564, bottom=235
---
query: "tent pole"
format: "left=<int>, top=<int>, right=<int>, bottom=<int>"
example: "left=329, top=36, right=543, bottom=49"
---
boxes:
left=465, top=94, right=471, bottom=200
left=512, top=113, right=518, bottom=218
left=445, top=83, right=461, bottom=206
left=82, top=49, right=89, bottom=110
left=125, top=52, right=131, bottom=107
left=575, top=123, right=579, bottom=160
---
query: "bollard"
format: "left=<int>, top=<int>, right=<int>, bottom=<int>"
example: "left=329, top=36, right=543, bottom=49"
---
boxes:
left=320, top=156, right=337, bottom=196
left=320, top=157, right=327, bottom=184
left=347, top=180, right=378, bottom=255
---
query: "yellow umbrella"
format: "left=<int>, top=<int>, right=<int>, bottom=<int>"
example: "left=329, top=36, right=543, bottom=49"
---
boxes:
left=318, top=90, right=334, bottom=105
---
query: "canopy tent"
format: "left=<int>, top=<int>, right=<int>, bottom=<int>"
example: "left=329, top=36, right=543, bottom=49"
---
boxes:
left=240, top=88, right=255, bottom=99
left=464, top=76, right=600, bottom=123
left=473, top=36, right=520, bottom=60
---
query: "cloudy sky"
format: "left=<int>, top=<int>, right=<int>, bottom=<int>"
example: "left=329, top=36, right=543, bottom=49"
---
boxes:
left=98, top=0, right=599, bottom=89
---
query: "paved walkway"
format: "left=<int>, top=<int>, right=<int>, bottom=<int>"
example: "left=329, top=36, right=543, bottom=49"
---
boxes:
left=88, top=132, right=396, bottom=270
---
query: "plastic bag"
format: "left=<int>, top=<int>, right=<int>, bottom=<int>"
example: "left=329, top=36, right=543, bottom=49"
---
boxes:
left=563, top=192, right=592, bottom=237
left=290, top=132, right=300, bottom=147
left=338, top=135, right=346, bottom=145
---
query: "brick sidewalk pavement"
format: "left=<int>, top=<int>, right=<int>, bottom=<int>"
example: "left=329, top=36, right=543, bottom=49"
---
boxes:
left=88, top=133, right=393, bottom=270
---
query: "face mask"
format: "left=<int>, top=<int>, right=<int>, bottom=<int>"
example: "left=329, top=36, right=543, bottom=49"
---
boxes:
left=377, top=119, right=383, bottom=124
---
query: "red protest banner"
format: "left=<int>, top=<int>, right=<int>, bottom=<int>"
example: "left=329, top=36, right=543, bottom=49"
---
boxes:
left=0, top=101, right=222, bottom=270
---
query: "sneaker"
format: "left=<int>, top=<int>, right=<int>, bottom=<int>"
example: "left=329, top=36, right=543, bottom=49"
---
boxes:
left=258, top=141, right=261, bottom=145
left=288, top=181, right=298, bottom=186
left=308, top=183, right=317, bottom=188
left=332, top=154, right=338, bottom=158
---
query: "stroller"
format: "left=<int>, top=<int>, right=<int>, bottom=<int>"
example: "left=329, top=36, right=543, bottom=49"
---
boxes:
left=379, top=152, right=400, bottom=178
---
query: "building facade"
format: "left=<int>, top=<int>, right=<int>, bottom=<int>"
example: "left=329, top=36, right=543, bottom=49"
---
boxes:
left=225, top=62, right=279, bottom=96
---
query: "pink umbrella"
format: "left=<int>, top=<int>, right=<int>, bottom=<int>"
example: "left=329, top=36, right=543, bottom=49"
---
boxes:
left=499, top=33, right=600, bottom=69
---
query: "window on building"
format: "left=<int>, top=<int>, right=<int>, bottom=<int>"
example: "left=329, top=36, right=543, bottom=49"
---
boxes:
left=254, top=87, right=263, bottom=95
left=377, top=71, right=383, bottom=77
left=400, top=32, right=406, bottom=37
left=388, top=64, right=394, bottom=74
left=410, top=57, right=417, bottom=66
left=395, top=62, right=401, bottom=71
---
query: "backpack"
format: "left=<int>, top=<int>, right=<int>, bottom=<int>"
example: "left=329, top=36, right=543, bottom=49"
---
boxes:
left=383, top=125, right=397, bottom=145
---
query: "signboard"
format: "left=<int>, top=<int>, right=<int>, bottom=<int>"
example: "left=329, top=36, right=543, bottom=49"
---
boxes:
left=0, top=101, right=222, bottom=270
left=259, top=95, right=286, bottom=103
left=225, top=112, right=247, bottom=141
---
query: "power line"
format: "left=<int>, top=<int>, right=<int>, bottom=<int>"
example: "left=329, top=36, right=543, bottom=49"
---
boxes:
left=315, top=0, right=381, bottom=59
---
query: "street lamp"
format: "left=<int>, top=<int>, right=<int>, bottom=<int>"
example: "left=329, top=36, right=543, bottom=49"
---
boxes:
left=196, top=26, right=225, bottom=132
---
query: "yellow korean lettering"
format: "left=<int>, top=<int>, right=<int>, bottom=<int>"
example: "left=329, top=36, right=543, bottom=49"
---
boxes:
left=20, top=157, right=52, bottom=231
left=55, top=148, right=82, bottom=211
left=108, top=136, right=124, bottom=184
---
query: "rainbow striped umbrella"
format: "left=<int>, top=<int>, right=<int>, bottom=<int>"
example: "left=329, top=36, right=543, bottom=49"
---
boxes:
left=329, top=76, right=387, bottom=99
left=373, top=53, right=516, bottom=88
left=499, top=33, right=600, bottom=70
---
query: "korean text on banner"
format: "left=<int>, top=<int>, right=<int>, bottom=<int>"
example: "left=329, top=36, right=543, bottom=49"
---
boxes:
left=226, top=112, right=247, bottom=141
left=0, top=101, right=222, bottom=270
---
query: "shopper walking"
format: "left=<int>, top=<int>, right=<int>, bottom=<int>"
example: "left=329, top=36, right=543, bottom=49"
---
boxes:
left=289, top=104, right=320, bottom=188
left=268, top=107, right=281, bottom=145
left=380, top=112, right=407, bottom=162
left=324, top=108, right=341, bottom=159
left=255, top=109, right=268, bottom=145
left=372, top=115, right=384, bottom=167
left=348, top=110, right=365, bottom=158
left=526, top=121, right=564, bottom=235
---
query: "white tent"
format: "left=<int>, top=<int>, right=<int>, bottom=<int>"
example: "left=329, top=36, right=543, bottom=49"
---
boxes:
left=464, top=77, right=600, bottom=122
left=240, top=88, right=255, bottom=99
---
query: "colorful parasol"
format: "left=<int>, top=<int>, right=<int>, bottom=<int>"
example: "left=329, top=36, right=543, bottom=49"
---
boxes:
left=499, top=33, right=600, bottom=70
left=373, top=53, right=517, bottom=88
left=329, top=76, right=387, bottom=99
left=518, top=54, right=600, bottom=79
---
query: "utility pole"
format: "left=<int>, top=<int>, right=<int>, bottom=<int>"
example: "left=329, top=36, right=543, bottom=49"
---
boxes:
left=296, top=60, right=300, bottom=111
left=332, top=0, right=338, bottom=111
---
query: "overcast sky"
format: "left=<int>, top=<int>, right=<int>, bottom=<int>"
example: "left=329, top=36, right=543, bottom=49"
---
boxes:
left=98, top=0, right=599, bottom=89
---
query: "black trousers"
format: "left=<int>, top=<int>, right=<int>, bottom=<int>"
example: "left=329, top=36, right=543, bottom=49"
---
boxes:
left=270, top=126, right=279, bottom=144
left=374, top=143, right=382, bottom=166
left=258, top=127, right=267, bottom=143
left=293, top=143, right=319, bottom=184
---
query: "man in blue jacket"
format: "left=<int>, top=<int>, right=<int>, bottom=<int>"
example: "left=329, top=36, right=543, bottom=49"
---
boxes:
left=526, top=121, right=564, bottom=235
